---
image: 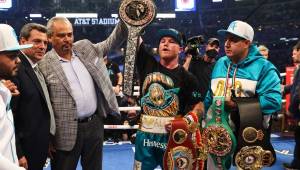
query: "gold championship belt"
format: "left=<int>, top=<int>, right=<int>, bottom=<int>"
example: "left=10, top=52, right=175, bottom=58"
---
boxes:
left=202, top=96, right=237, bottom=169
left=164, top=117, right=205, bottom=170
left=242, top=127, right=264, bottom=143
left=233, top=98, right=275, bottom=169
left=202, top=126, right=233, bottom=157
left=235, top=146, right=274, bottom=170
left=119, top=0, right=156, bottom=96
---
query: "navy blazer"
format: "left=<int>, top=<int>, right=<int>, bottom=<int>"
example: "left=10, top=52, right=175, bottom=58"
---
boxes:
left=289, top=68, right=300, bottom=118
left=11, top=54, right=51, bottom=168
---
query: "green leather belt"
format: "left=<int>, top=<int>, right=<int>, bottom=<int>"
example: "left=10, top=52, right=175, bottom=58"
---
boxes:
left=202, top=96, right=237, bottom=169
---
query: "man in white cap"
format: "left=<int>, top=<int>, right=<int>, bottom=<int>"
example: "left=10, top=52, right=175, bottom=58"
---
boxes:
left=203, top=20, right=281, bottom=169
left=0, top=24, right=32, bottom=170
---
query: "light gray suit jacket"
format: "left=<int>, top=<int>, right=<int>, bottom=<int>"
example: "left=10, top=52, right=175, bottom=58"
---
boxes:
left=38, top=22, right=127, bottom=151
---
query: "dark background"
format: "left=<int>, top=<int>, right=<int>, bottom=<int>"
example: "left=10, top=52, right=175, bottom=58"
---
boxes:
left=1, top=0, right=299, bottom=73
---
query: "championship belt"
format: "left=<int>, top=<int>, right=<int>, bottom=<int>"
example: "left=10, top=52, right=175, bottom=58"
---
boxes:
left=119, top=0, right=156, bottom=96
left=233, top=98, right=275, bottom=170
left=164, top=117, right=205, bottom=170
left=202, top=96, right=237, bottom=169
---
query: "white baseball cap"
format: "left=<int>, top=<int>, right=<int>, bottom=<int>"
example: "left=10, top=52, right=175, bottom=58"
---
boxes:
left=217, top=20, right=254, bottom=42
left=0, top=24, right=32, bottom=52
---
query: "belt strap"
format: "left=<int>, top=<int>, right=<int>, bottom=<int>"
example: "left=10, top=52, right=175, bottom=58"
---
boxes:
left=202, top=96, right=237, bottom=169
left=233, top=98, right=275, bottom=169
left=163, top=118, right=204, bottom=170
left=78, top=114, right=96, bottom=123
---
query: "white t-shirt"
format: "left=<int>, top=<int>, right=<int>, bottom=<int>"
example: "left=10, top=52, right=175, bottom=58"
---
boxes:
left=0, top=82, right=25, bottom=170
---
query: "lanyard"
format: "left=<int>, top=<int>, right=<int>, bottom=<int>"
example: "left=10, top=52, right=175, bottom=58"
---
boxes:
left=224, top=64, right=238, bottom=98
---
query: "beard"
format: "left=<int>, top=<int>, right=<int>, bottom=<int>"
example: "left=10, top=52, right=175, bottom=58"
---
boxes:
left=62, top=43, right=72, bottom=51
left=0, top=66, right=19, bottom=80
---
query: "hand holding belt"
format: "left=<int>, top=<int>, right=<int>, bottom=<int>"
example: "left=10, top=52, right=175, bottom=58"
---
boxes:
left=233, top=98, right=275, bottom=170
left=202, top=96, right=237, bottom=170
left=185, top=112, right=208, bottom=161
left=164, top=117, right=205, bottom=170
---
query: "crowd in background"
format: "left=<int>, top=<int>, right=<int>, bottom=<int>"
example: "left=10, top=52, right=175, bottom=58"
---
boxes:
left=0, top=1, right=300, bottom=170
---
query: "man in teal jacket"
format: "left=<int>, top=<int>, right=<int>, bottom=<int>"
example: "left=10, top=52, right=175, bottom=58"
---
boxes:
left=204, top=20, right=282, bottom=169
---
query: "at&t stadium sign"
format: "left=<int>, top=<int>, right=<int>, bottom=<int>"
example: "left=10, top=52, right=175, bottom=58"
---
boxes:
left=74, top=18, right=120, bottom=26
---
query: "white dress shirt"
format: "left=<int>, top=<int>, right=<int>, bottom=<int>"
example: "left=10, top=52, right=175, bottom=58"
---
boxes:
left=57, top=52, right=97, bottom=119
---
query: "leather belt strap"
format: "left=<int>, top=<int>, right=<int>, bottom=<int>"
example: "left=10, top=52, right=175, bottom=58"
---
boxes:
left=78, top=113, right=96, bottom=123
left=202, top=96, right=237, bottom=169
left=234, top=98, right=276, bottom=169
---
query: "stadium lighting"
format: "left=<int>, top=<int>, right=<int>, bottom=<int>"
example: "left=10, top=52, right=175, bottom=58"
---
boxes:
left=0, top=0, right=12, bottom=9
left=175, top=0, right=196, bottom=11
left=56, top=13, right=98, bottom=18
left=111, top=14, right=118, bottom=18
left=30, top=14, right=42, bottom=18
left=157, top=13, right=176, bottom=18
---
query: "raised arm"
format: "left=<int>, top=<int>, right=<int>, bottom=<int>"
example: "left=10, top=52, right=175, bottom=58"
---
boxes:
left=94, top=21, right=128, bottom=56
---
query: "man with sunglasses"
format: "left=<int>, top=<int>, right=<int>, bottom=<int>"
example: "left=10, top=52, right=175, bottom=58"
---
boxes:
left=204, top=20, right=281, bottom=169
left=0, top=24, right=32, bottom=170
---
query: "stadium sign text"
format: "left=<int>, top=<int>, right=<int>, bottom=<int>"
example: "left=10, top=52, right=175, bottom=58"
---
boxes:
left=74, top=18, right=120, bottom=26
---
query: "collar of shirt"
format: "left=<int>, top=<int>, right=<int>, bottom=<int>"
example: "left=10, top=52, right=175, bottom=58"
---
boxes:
left=21, top=52, right=38, bottom=69
left=55, top=50, right=77, bottom=63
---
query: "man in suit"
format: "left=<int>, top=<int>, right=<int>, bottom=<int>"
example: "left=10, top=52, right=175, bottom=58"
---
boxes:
left=10, top=23, right=55, bottom=170
left=38, top=17, right=127, bottom=170
left=283, top=41, right=300, bottom=170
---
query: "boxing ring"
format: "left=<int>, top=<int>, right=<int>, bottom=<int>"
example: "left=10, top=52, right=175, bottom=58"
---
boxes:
left=42, top=137, right=294, bottom=170
left=43, top=73, right=295, bottom=170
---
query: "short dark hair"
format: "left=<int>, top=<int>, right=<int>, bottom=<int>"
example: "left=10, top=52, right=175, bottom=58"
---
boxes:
left=293, top=41, right=300, bottom=51
left=19, top=23, right=47, bottom=40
